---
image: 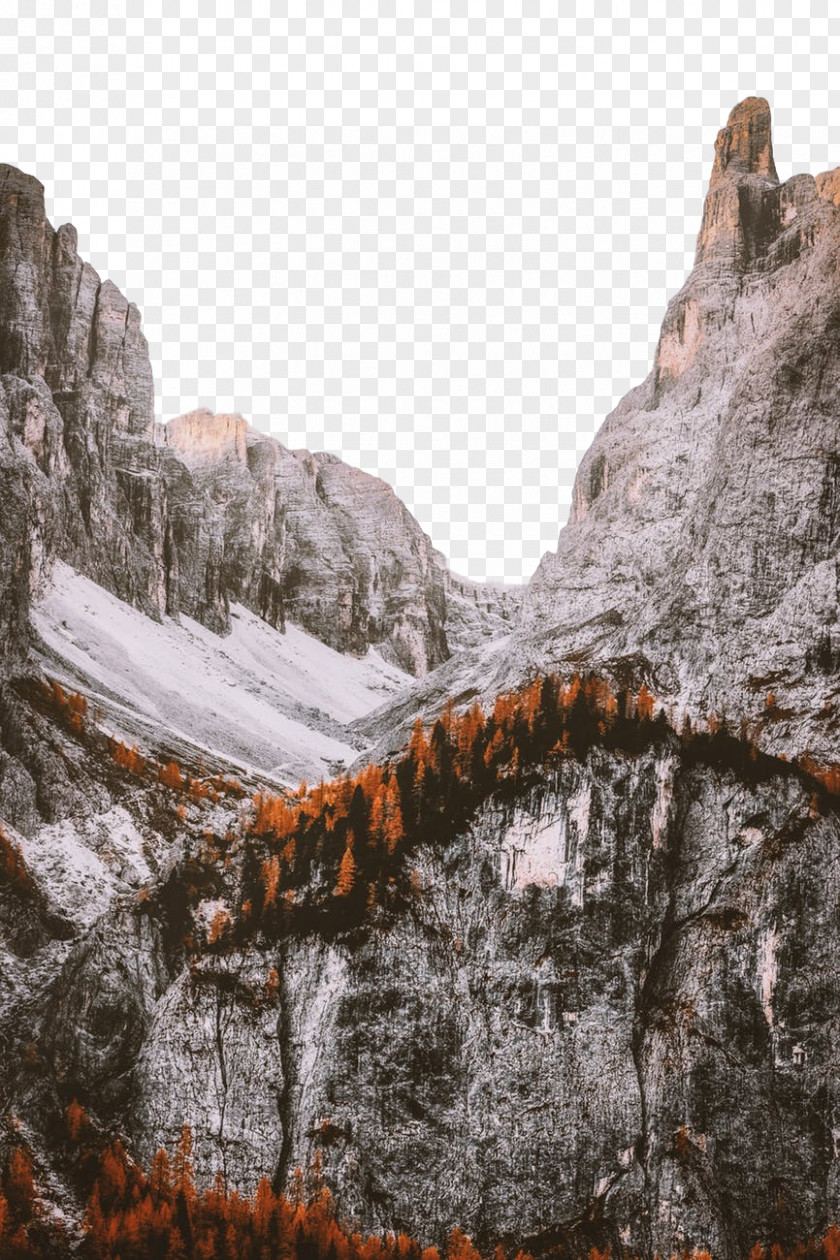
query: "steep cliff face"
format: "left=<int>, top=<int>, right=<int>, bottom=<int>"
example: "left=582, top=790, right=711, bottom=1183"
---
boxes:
left=514, top=98, right=840, bottom=762
left=3, top=100, right=840, bottom=1260
left=370, top=99, right=840, bottom=766
left=21, top=724, right=840, bottom=1260
left=0, top=165, right=518, bottom=677
left=160, top=408, right=463, bottom=672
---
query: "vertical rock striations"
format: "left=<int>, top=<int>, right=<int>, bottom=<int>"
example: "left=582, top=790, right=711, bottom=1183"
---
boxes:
left=514, top=99, right=840, bottom=764
left=0, top=167, right=518, bottom=676
left=6, top=100, right=840, bottom=1260
left=37, top=737, right=840, bottom=1260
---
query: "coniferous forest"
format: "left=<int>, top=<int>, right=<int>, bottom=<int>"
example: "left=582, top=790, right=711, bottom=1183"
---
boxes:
left=6, top=672, right=840, bottom=1257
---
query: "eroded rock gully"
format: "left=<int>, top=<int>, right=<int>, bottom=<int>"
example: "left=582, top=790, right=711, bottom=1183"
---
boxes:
left=25, top=736, right=840, bottom=1259
left=1, top=99, right=840, bottom=1259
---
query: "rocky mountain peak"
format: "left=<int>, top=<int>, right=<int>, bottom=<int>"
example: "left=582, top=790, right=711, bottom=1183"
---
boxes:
left=0, top=163, right=155, bottom=439
left=164, top=407, right=251, bottom=468
left=695, top=98, right=808, bottom=268
left=4, top=102, right=840, bottom=1260
left=0, top=164, right=520, bottom=676
left=403, top=97, right=840, bottom=772
left=708, top=96, right=778, bottom=188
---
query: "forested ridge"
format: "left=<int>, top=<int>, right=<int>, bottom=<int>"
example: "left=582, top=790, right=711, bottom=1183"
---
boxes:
left=25, top=668, right=840, bottom=950
left=5, top=1128, right=840, bottom=1260
left=156, top=673, right=840, bottom=948
left=7, top=671, right=840, bottom=1257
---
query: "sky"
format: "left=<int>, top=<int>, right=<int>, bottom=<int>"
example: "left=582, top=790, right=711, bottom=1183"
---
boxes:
left=2, top=2, right=839, bottom=583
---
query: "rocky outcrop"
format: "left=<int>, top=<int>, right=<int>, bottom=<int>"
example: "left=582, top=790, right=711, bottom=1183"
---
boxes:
left=0, top=166, right=517, bottom=676
left=497, top=98, right=840, bottom=764
left=6, top=99, right=840, bottom=1260
left=709, top=96, right=778, bottom=187
left=160, top=411, right=522, bottom=672
left=27, top=732, right=840, bottom=1260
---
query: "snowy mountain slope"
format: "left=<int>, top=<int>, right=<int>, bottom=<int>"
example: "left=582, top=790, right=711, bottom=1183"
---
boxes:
left=0, top=161, right=521, bottom=685
left=33, top=563, right=414, bottom=786
left=6, top=99, right=840, bottom=1260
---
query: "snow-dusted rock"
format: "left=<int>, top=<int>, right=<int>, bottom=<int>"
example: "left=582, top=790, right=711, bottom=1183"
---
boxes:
left=5, top=99, right=840, bottom=1260
left=0, top=166, right=517, bottom=676
left=32, top=562, right=414, bottom=786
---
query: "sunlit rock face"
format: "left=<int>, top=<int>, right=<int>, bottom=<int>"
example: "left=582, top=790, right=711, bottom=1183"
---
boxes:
left=507, top=98, right=840, bottom=766
left=165, top=410, right=250, bottom=469
left=5, top=99, right=840, bottom=1260
left=0, top=168, right=517, bottom=674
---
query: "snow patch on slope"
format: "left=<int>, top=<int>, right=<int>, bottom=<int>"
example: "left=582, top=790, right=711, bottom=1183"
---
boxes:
left=33, top=564, right=414, bottom=785
left=16, top=805, right=152, bottom=926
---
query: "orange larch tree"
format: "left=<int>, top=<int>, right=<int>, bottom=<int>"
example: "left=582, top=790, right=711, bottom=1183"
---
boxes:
left=335, top=842, right=357, bottom=898
left=159, top=760, right=184, bottom=791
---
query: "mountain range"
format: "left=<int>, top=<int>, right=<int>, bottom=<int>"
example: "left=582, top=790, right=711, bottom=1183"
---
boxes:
left=2, top=97, right=840, bottom=1259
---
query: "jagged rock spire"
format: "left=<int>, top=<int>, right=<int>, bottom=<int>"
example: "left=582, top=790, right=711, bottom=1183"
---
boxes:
left=695, top=96, right=787, bottom=264
left=709, top=96, right=779, bottom=188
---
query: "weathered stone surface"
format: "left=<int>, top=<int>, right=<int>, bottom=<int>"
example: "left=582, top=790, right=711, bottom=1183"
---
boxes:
left=5, top=100, right=840, bottom=1260
left=360, top=97, right=830, bottom=762
left=486, top=98, right=840, bottom=767
left=816, top=167, right=840, bottom=207
left=129, top=949, right=286, bottom=1190
left=27, top=739, right=840, bottom=1260
left=709, top=96, right=778, bottom=188
left=0, top=169, right=517, bottom=676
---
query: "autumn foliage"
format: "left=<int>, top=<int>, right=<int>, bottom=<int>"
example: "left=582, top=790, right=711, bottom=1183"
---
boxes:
left=41, top=680, right=88, bottom=732
left=4, top=1135, right=840, bottom=1260
left=66, top=1099, right=88, bottom=1144
left=163, top=666, right=839, bottom=950
left=231, top=674, right=667, bottom=939
left=0, top=1144, right=49, bottom=1257
left=158, top=760, right=184, bottom=791
left=111, top=740, right=147, bottom=776
left=0, top=826, right=35, bottom=896
left=31, top=663, right=840, bottom=957
left=0, top=1133, right=529, bottom=1260
left=334, top=843, right=357, bottom=897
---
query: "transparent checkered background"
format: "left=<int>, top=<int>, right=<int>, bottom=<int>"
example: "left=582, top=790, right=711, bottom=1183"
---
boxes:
left=2, top=3, right=839, bottom=582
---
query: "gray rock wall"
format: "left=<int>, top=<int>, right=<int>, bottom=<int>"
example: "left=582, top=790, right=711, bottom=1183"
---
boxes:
left=5, top=100, right=840, bottom=1260
left=29, top=737, right=840, bottom=1259
left=515, top=98, right=840, bottom=764
left=0, top=164, right=517, bottom=677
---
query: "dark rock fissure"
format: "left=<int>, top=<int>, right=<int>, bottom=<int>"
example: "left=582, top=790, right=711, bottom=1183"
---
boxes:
left=3, top=96, right=840, bottom=1259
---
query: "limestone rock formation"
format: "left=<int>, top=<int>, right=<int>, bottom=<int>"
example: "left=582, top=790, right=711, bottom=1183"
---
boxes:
left=460, top=96, right=840, bottom=767
left=28, top=729, right=840, bottom=1260
left=0, top=165, right=518, bottom=677
left=3, top=99, right=840, bottom=1260
left=709, top=95, right=778, bottom=188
